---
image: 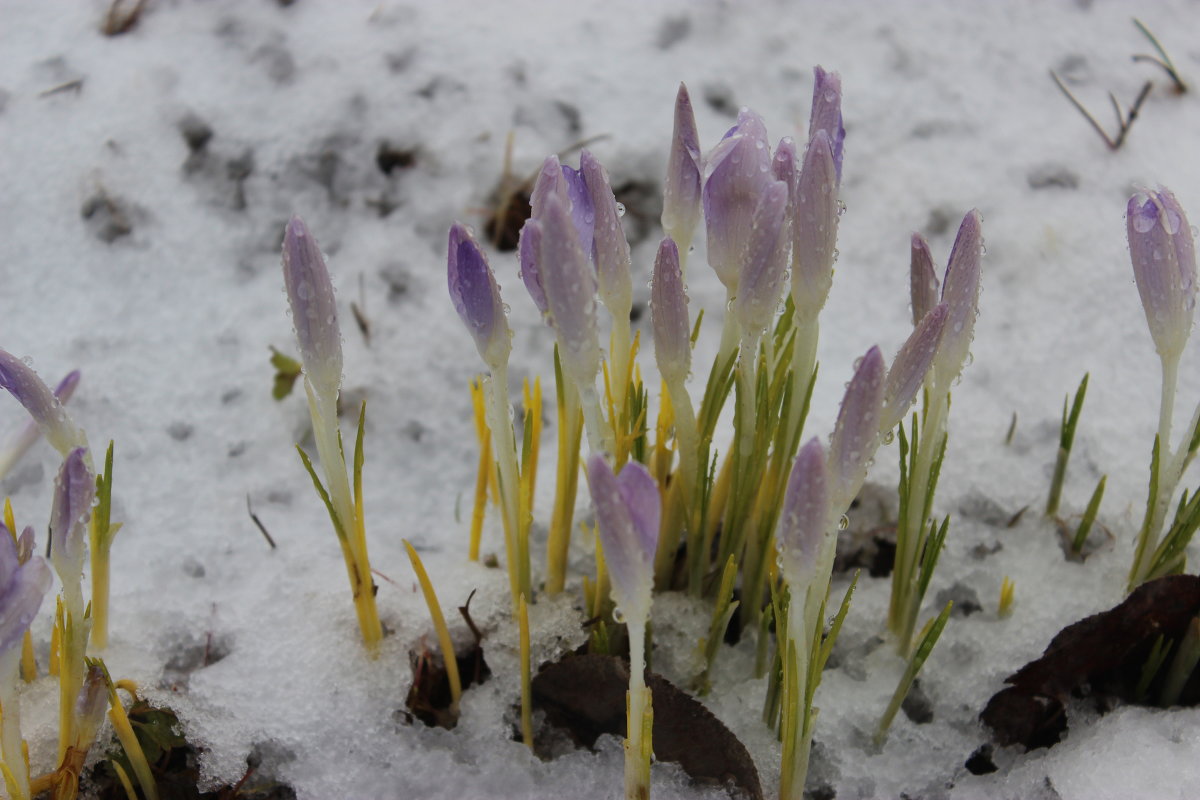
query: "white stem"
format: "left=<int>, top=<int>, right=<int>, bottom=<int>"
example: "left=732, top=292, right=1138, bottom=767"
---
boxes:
left=484, top=365, right=524, bottom=600
left=625, top=616, right=650, bottom=800
left=577, top=380, right=614, bottom=455
left=306, top=381, right=356, bottom=547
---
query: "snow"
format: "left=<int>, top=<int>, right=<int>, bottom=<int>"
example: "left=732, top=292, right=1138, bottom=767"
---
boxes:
left=2, top=0, right=1200, bottom=797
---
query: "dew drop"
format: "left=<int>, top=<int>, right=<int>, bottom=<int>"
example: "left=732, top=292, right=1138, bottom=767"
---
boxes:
left=883, top=430, right=895, bottom=445
left=612, top=607, right=627, bottom=624
left=838, top=515, right=849, bottom=530
left=615, top=202, right=626, bottom=217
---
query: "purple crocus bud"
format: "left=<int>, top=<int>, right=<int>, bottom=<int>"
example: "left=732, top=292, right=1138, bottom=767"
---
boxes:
left=529, top=156, right=570, bottom=220
left=49, top=447, right=94, bottom=585
left=734, top=180, right=790, bottom=335
left=448, top=223, right=511, bottom=371
left=517, top=219, right=547, bottom=317
left=791, top=128, right=839, bottom=322
left=72, top=663, right=109, bottom=750
left=0, top=351, right=86, bottom=457
left=828, top=347, right=886, bottom=509
left=808, top=66, right=845, bottom=183
left=910, top=233, right=939, bottom=328
left=0, top=523, right=49, bottom=658
left=703, top=108, right=774, bottom=291
left=932, top=210, right=983, bottom=388
left=662, top=83, right=702, bottom=260
left=651, top=237, right=691, bottom=387
left=560, top=163, right=595, bottom=262
left=776, top=437, right=829, bottom=584
left=1128, top=188, right=1197, bottom=363
left=581, top=150, right=633, bottom=319
left=282, top=217, right=342, bottom=400
left=587, top=455, right=660, bottom=624
left=880, top=303, right=949, bottom=433
left=773, top=137, right=798, bottom=213
left=539, top=192, right=601, bottom=387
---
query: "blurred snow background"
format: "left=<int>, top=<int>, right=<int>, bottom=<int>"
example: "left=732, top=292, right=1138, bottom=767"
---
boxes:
left=3, top=0, right=1200, bottom=798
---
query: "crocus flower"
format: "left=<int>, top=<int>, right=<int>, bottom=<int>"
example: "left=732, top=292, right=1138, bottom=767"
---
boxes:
left=581, top=150, right=633, bottom=321
left=1128, top=188, right=1197, bottom=364
left=931, top=210, right=983, bottom=389
left=49, top=447, right=95, bottom=593
left=0, top=523, right=49, bottom=659
left=517, top=219, right=547, bottom=316
left=910, top=234, right=939, bottom=328
left=282, top=217, right=342, bottom=401
left=734, top=180, right=791, bottom=335
left=0, top=351, right=86, bottom=458
left=776, top=437, right=829, bottom=585
left=447, top=222, right=512, bottom=372
left=587, top=455, right=660, bottom=624
left=537, top=192, right=601, bottom=388
left=703, top=108, right=774, bottom=292
left=0, top=369, right=81, bottom=481
left=827, top=346, right=886, bottom=510
left=791, top=129, right=839, bottom=322
left=880, top=303, right=949, bottom=433
left=661, top=83, right=702, bottom=262
left=651, top=237, right=691, bottom=387
left=808, top=66, right=845, bottom=183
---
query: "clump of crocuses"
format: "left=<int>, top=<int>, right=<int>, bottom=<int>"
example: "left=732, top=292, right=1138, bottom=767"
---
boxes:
left=444, top=66, right=985, bottom=798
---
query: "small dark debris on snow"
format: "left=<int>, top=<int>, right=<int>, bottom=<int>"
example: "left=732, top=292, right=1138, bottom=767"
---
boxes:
left=965, top=744, right=998, bottom=775
left=179, top=113, right=214, bottom=153
left=167, top=421, right=194, bottom=442
left=656, top=15, right=691, bottom=49
left=981, top=575, right=1200, bottom=749
left=1027, top=165, right=1080, bottom=190
left=901, top=678, right=935, bottom=724
left=102, top=0, right=148, bottom=37
left=936, top=582, right=982, bottom=617
left=81, top=189, right=133, bottom=243
left=380, top=263, right=415, bottom=302
left=376, top=142, right=417, bottom=175
left=703, top=83, right=738, bottom=117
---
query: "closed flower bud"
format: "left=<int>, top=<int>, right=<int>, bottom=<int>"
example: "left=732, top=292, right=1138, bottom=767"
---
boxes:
left=538, top=192, right=600, bottom=387
left=587, top=455, right=660, bottom=625
left=49, top=447, right=94, bottom=585
left=1128, top=188, right=1197, bottom=364
left=828, top=346, right=885, bottom=510
left=0, top=350, right=86, bottom=457
left=880, top=303, right=949, bottom=433
left=581, top=150, right=633, bottom=320
left=447, top=223, right=512, bottom=371
left=808, top=66, right=845, bottom=183
left=703, top=108, right=774, bottom=292
left=791, top=129, right=839, bottom=322
left=734, top=180, right=790, bottom=334
left=0, top=523, right=49, bottom=659
left=910, top=233, right=939, bottom=328
left=651, top=237, right=691, bottom=387
left=932, top=210, right=983, bottom=389
left=662, top=83, right=703, bottom=261
left=282, top=217, right=342, bottom=402
left=776, top=437, right=829, bottom=585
